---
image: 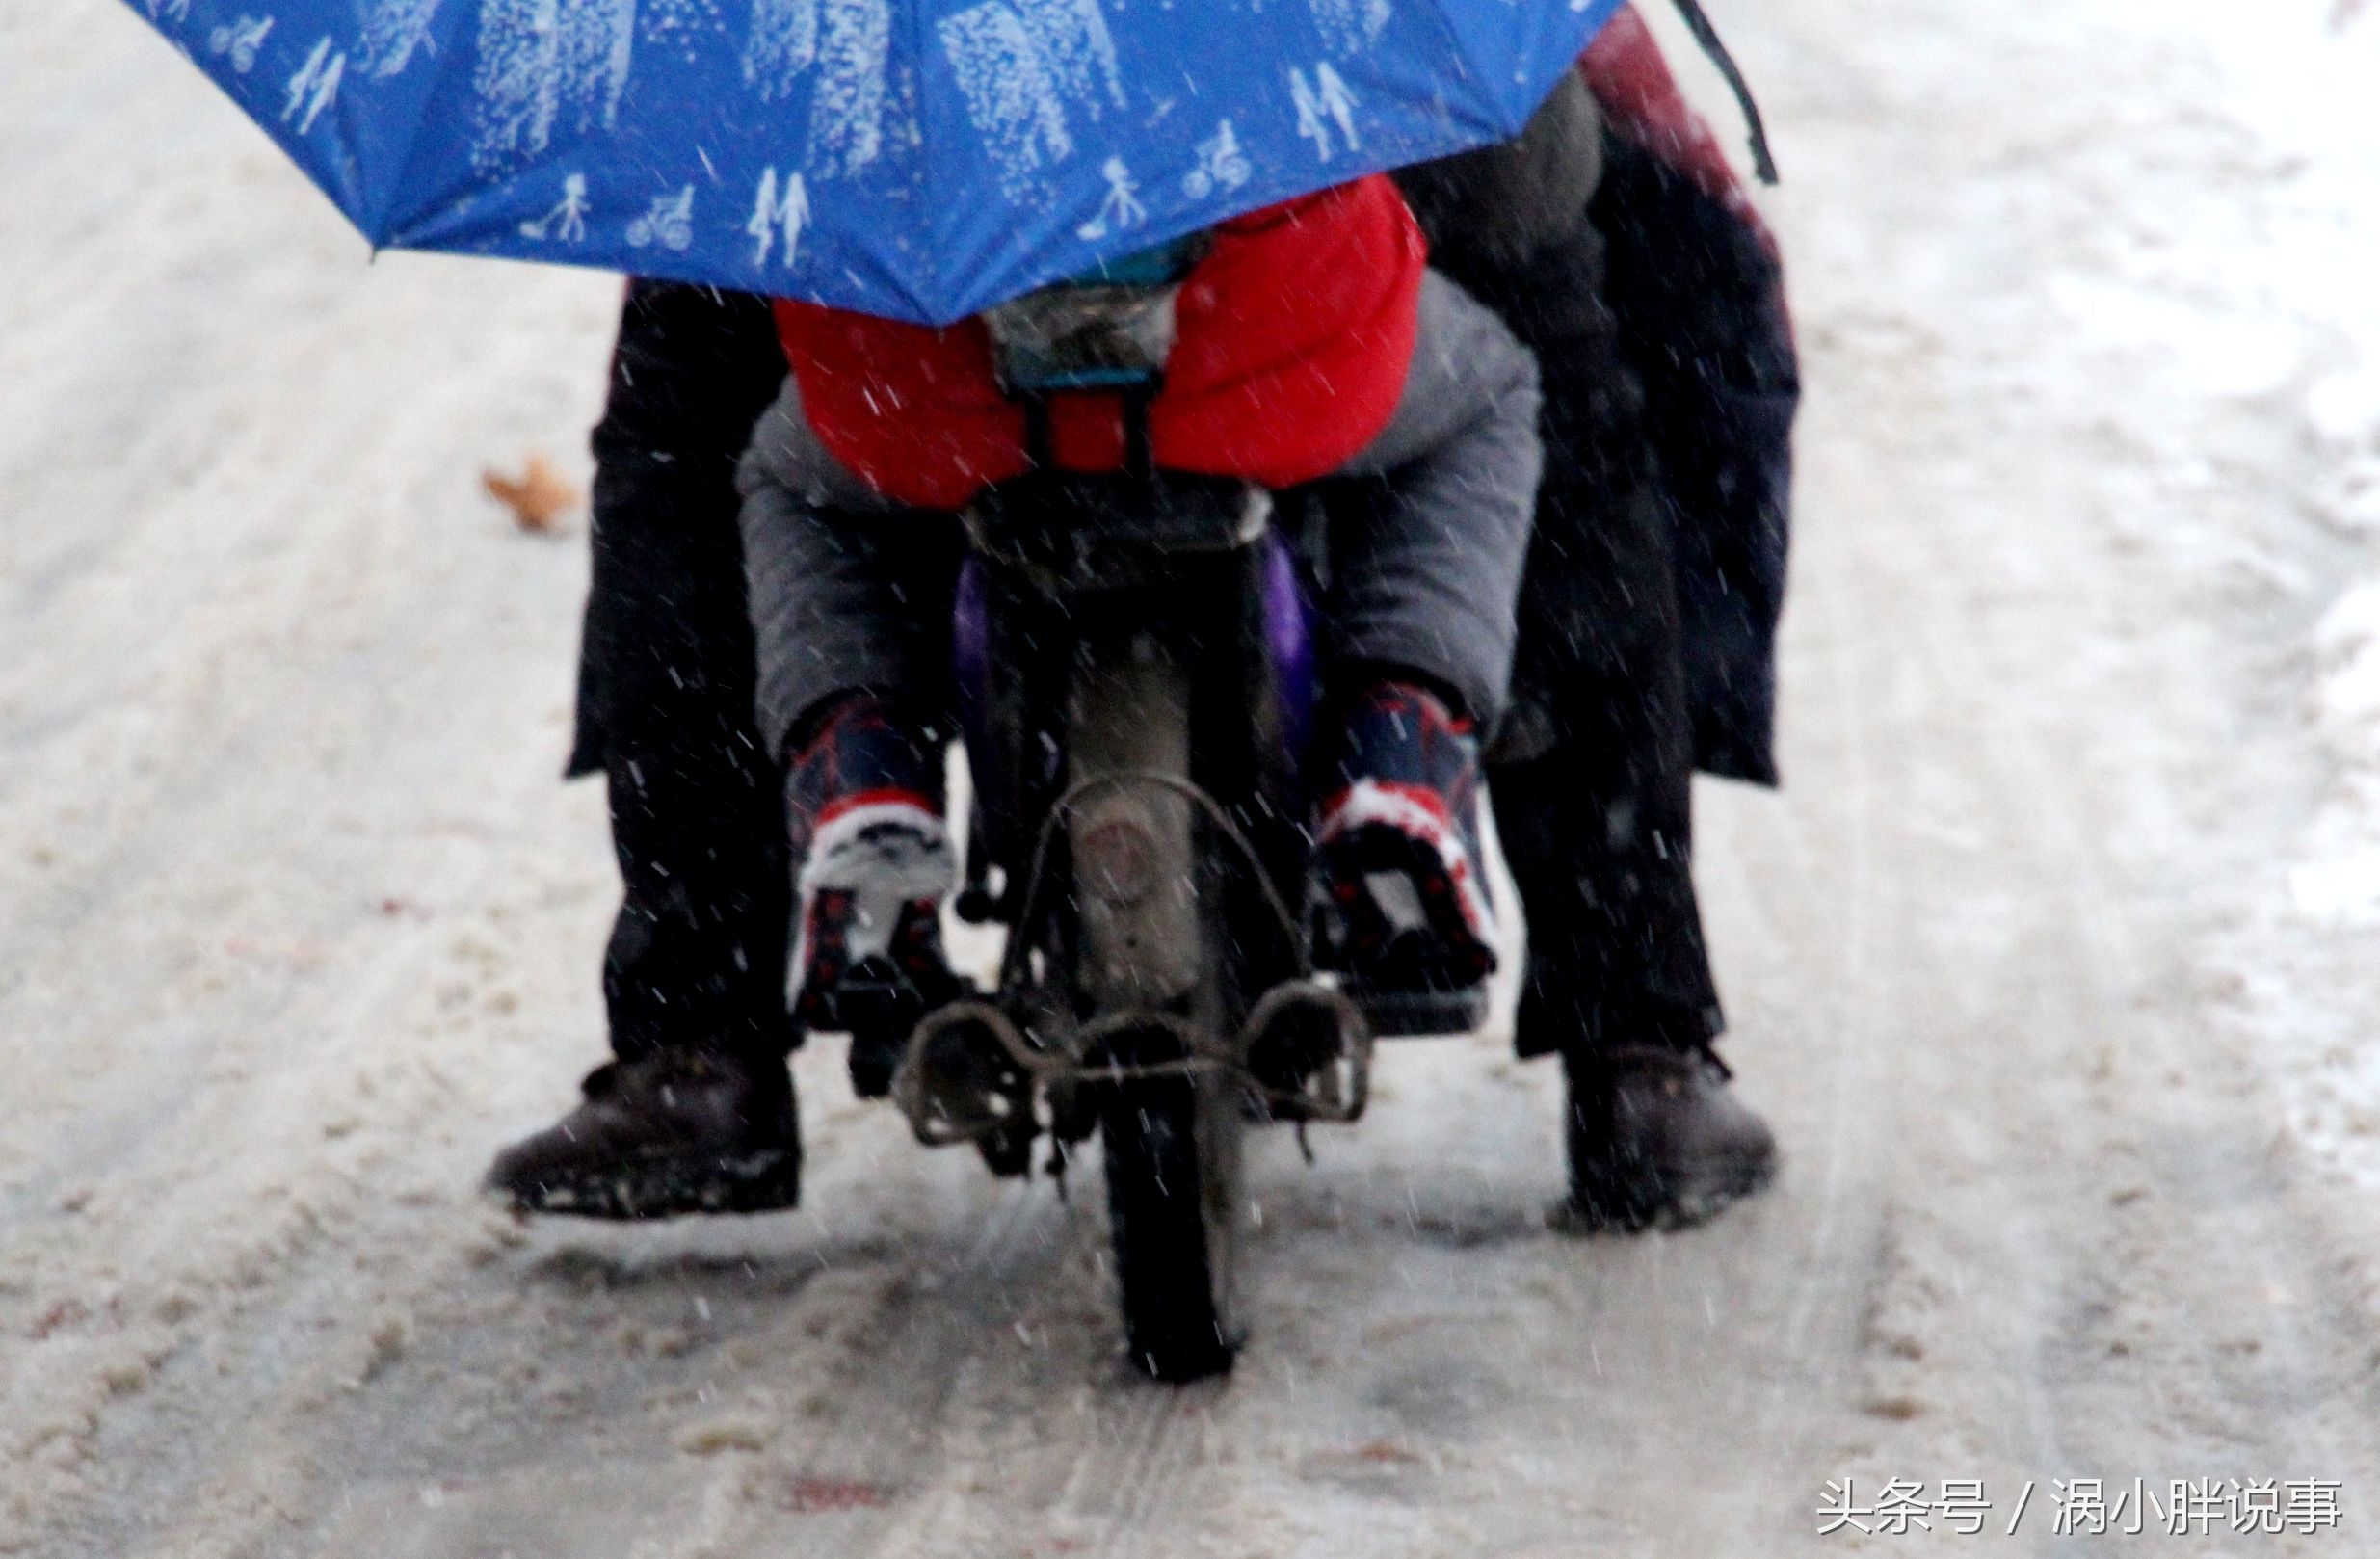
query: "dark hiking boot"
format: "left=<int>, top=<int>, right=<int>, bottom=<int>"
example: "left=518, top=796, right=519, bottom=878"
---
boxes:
left=485, top=1050, right=802, bottom=1219
left=1552, top=1044, right=1776, bottom=1233
left=1312, top=682, right=1497, bottom=1000
left=786, top=698, right=962, bottom=1097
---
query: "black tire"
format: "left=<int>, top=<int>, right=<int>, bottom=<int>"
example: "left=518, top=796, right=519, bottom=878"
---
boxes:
left=1069, top=639, right=1244, bottom=1383
left=1100, top=1065, right=1238, bottom=1382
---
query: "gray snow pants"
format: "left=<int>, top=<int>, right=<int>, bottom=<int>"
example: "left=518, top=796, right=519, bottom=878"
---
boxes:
left=737, top=270, right=1543, bottom=760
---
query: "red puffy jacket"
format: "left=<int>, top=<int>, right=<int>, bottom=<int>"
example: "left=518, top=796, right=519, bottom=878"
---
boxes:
left=776, top=9, right=1772, bottom=510
left=775, top=173, right=1424, bottom=511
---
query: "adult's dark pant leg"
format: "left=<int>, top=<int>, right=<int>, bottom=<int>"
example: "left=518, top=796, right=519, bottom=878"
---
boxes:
left=1490, top=463, right=1722, bottom=1056
left=579, top=498, right=791, bottom=1065
left=569, top=281, right=796, bottom=1067
left=1435, top=208, right=1725, bottom=1060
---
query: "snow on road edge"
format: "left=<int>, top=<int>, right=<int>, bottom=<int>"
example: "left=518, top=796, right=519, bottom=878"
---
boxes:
left=2189, top=4, right=2380, bottom=1196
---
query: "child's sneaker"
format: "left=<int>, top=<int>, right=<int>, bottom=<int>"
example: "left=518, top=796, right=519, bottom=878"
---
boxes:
left=788, top=700, right=961, bottom=1065
left=1311, top=681, right=1498, bottom=993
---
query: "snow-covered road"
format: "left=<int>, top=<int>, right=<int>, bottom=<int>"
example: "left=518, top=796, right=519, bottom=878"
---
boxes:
left=8, top=1, right=2380, bottom=1553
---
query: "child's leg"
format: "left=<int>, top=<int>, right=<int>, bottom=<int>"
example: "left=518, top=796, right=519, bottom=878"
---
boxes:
left=738, top=377, right=964, bottom=763
left=1312, top=273, right=1544, bottom=990
left=737, top=379, right=965, bottom=1037
left=1328, top=270, right=1544, bottom=730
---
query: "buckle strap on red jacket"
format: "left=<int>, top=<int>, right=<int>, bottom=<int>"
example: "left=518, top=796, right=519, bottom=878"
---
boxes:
left=775, top=174, right=1425, bottom=512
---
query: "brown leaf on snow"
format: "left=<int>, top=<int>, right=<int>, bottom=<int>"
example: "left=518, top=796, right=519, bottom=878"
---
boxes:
left=482, top=452, right=580, bottom=535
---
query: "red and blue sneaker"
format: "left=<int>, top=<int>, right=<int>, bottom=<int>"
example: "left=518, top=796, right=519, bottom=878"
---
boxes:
left=1311, top=681, right=1498, bottom=997
left=787, top=698, right=961, bottom=1090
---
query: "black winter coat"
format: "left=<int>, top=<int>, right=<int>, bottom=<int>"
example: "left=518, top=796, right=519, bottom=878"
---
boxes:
left=1399, top=73, right=1793, bottom=784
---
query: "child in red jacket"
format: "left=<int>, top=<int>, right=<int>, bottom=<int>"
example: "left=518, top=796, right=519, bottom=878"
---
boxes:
left=737, top=173, right=1544, bottom=1023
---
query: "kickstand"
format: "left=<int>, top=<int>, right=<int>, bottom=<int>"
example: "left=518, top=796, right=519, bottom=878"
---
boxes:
left=1295, top=1121, right=1316, bottom=1166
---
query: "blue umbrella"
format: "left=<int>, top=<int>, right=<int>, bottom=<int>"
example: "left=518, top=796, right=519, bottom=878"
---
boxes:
left=124, top=0, right=1625, bottom=324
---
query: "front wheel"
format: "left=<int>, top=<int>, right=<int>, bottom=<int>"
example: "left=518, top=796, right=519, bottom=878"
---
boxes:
left=1099, top=1058, right=1239, bottom=1382
left=1070, top=645, right=1244, bottom=1383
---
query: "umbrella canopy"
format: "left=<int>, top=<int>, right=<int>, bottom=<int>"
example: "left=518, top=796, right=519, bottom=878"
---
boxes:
left=126, top=0, right=1624, bottom=324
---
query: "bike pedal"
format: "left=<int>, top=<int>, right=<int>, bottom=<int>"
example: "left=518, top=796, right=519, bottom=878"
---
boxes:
left=847, top=1026, right=905, bottom=1098
left=826, top=961, right=968, bottom=1097
left=1345, top=982, right=1488, bottom=1038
